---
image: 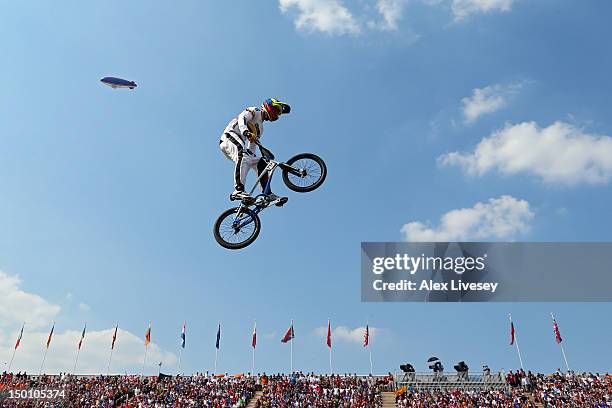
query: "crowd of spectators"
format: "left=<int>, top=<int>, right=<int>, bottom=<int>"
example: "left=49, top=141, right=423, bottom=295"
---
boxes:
left=1, top=369, right=610, bottom=407
left=255, top=372, right=388, bottom=407
left=396, top=388, right=535, bottom=407
left=0, top=371, right=256, bottom=407
left=508, top=369, right=611, bottom=407
left=395, top=369, right=610, bottom=407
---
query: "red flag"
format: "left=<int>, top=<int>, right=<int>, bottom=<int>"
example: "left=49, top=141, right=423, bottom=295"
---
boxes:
left=77, top=323, right=87, bottom=350
left=46, top=323, right=55, bottom=349
left=252, top=322, right=257, bottom=349
left=510, top=321, right=515, bottom=345
left=552, top=316, right=562, bottom=344
left=364, top=324, right=369, bottom=347
left=15, top=323, right=25, bottom=350
left=145, top=322, right=152, bottom=346
left=111, top=325, right=118, bottom=350
left=326, top=320, right=332, bottom=348
left=281, top=324, right=294, bottom=343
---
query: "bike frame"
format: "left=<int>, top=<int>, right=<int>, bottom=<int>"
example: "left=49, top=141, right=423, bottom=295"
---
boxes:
left=231, top=143, right=304, bottom=229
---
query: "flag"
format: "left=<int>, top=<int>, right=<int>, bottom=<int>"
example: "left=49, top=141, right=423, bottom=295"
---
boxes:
left=215, top=323, right=221, bottom=349
left=78, top=323, right=87, bottom=350
left=552, top=316, right=562, bottom=344
left=15, top=323, right=25, bottom=350
left=46, top=323, right=55, bottom=349
left=252, top=322, right=257, bottom=349
left=281, top=324, right=294, bottom=343
left=181, top=322, right=186, bottom=349
left=510, top=321, right=515, bottom=346
left=364, top=324, right=369, bottom=348
left=145, top=322, right=151, bottom=346
left=326, top=320, right=332, bottom=348
left=111, top=325, right=118, bottom=350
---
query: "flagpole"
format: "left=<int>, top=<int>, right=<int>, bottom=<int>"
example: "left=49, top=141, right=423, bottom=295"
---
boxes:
left=73, top=323, right=86, bottom=375
left=142, top=322, right=152, bottom=379
left=328, top=318, right=332, bottom=375
left=40, top=322, right=54, bottom=375
left=8, top=347, right=17, bottom=373
left=107, top=348, right=114, bottom=376
left=551, top=313, right=570, bottom=372
left=251, top=320, right=256, bottom=376
left=39, top=347, right=49, bottom=375
left=177, top=348, right=183, bottom=375
left=367, top=320, right=373, bottom=375
left=8, top=322, right=24, bottom=373
left=107, top=324, right=117, bottom=376
left=559, top=342, right=570, bottom=372
left=290, top=319, right=294, bottom=374
left=252, top=347, right=255, bottom=376
left=73, top=348, right=81, bottom=375
left=509, top=314, right=525, bottom=371
left=141, top=345, right=149, bottom=378
left=214, top=321, right=220, bottom=374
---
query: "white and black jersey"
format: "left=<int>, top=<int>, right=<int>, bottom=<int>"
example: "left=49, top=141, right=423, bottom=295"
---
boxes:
left=219, top=107, right=266, bottom=192
left=223, top=107, right=265, bottom=141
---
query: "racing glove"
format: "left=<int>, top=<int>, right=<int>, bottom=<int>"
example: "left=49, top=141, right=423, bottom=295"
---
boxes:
left=243, top=130, right=256, bottom=141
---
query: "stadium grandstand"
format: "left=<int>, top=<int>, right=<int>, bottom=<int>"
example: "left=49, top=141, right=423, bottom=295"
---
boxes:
left=0, top=369, right=610, bottom=407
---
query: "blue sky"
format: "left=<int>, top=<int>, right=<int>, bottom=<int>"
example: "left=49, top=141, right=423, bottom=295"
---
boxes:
left=0, top=0, right=611, bottom=376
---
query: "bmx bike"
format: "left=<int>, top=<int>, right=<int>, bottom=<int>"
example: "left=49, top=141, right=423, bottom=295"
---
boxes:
left=213, top=142, right=327, bottom=249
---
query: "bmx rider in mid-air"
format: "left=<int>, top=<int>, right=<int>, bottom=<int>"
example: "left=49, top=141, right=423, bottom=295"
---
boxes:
left=219, top=98, right=291, bottom=205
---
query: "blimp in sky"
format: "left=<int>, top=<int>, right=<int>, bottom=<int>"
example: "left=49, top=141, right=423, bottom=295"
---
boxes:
left=100, top=76, right=137, bottom=89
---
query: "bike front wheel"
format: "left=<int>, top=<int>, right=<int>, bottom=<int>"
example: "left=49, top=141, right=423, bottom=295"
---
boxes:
left=282, top=153, right=327, bottom=193
left=214, top=207, right=261, bottom=250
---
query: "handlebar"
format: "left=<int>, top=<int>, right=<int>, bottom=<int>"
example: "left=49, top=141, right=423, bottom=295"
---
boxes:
left=254, top=140, right=275, bottom=160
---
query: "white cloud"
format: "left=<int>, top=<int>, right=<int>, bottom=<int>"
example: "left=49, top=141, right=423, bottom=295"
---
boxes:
left=78, top=302, right=91, bottom=312
left=277, top=0, right=516, bottom=36
left=401, top=195, right=533, bottom=241
left=0, top=271, right=61, bottom=329
left=279, top=0, right=360, bottom=35
left=1, top=327, right=176, bottom=375
left=314, top=325, right=380, bottom=345
left=439, top=121, right=612, bottom=185
left=451, top=0, right=515, bottom=20
left=370, top=0, right=408, bottom=31
left=461, top=82, right=523, bottom=124
left=0, top=270, right=176, bottom=375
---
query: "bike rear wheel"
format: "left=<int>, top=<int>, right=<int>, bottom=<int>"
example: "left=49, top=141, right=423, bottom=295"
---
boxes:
left=214, top=207, right=261, bottom=250
left=282, top=153, right=327, bottom=193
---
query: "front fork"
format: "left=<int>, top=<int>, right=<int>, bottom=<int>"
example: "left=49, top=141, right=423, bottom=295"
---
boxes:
left=279, top=162, right=306, bottom=178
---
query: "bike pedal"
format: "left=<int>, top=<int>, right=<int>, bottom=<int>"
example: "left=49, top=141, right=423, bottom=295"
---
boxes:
left=230, top=194, right=254, bottom=204
left=275, top=197, right=288, bottom=207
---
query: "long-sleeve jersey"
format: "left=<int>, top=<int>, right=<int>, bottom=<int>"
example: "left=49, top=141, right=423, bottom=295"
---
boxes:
left=224, top=107, right=265, bottom=141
